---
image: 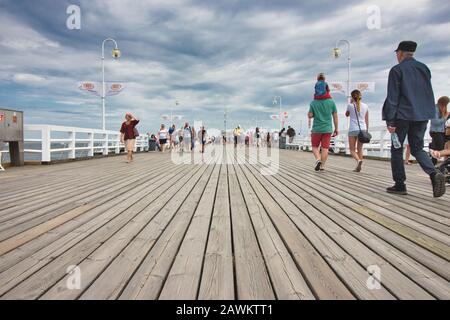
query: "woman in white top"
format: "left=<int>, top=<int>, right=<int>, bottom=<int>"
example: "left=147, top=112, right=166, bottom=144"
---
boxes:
left=345, top=89, right=369, bottom=172
left=158, top=124, right=169, bottom=153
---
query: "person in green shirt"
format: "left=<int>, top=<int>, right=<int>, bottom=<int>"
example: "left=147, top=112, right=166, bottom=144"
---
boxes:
left=308, top=99, right=339, bottom=171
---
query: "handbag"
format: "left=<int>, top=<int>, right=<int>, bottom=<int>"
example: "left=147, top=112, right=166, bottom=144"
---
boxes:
left=133, top=127, right=139, bottom=138
left=354, top=103, right=372, bottom=143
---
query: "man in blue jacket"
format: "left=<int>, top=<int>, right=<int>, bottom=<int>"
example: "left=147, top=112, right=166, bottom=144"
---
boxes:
left=382, top=41, right=446, bottom=197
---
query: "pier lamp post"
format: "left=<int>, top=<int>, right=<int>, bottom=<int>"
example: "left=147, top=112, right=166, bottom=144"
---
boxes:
left=333, top=39, right=351, bottom=103
left=101, top=38, right=121, bottom=130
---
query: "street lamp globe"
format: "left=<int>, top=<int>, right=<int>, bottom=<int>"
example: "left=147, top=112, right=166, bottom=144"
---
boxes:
left=112, top=48, right=121, bottom=59
left=333, top=47, right=341, bottom=59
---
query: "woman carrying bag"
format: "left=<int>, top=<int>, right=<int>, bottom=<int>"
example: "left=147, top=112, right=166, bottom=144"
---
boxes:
left=120, top=113, right=140, bottom=163
left=345, top=90, right=371, bottom=172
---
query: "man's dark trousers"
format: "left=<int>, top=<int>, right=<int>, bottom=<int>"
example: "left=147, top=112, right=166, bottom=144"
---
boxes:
left=391, top=120, right=436, bottom=186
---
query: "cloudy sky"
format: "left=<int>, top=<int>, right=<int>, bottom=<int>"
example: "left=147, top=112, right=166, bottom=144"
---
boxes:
left=1, top=0, right=449, bottom=134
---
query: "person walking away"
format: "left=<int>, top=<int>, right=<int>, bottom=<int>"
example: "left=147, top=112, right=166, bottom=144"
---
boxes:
left=429, top=96, right=449, bottom=165
left=345, top=90, right=369, bottom=172
left=308, top=96, right=338, bottom=171
left=199, top=126, right=207, bottom=153
left=183, top=123, right=192, bottom=152
left=382, top=41, right=446, bottom=197
left=255, top=127, right=261, bottom=147
left=158, top=124, right=169, bottom=153
left=445, top=116, right=450, bottom=150
left=168, top=124, right=176, bottom=150
left=191, top=126, right=196, bottom=151
left=266, top=132, right=271, bottom=148
left=404, top=139, right=413, bottom=165
left=287, top=126, right=296, bottom=144
left=233, top=126, right=241, bottom=148
left=120, top=113, right=139, bottom=163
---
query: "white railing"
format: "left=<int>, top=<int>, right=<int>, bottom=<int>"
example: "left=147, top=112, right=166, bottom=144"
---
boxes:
left=1, top=124, right=148, bottom=163
left=290, top=126, right=432, bottom=159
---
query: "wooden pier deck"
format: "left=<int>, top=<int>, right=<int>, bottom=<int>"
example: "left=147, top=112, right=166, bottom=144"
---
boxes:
left=0, top=147, right=449, bottom=300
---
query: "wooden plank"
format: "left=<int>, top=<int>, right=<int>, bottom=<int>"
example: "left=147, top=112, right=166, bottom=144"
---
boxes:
left=292, top=152, right=450, bottom=213
left=279, top=164, right=450, bottom=261
left=0, top=163, right=187, bottom=296
left=303, top=164, right=450, bottom=223
left=0, top=164, right=184, bottom=296
left=227, top=164, right=275, bottom=300
left=110, top=164, right=217, bottom=300
left=0, top=148, right=448, bottom=300
left=0, top=164, right=147, bottom=227
left=241, top=159, right=395, bottom=300
left=281, top=159, right=450, bottom=234
left=249, top=162, right=434, bottom=299
left=0, top=163, right=193, bottom=299
left=274, top=160, right=450, bottom=281
left=42, top=163, right=213, bottom=300
left=0, top=163, right=143, bottom=212
left=237, top=161, right=355, bottom=299
left=158, top=165, right=221, bottom=300
left=0, top=163, right=182, bottom=274
left=233, top=163, right=315, bottom=300
left=0, top=161, right=162, bottom=238
left=270, top=168, right=450, bottom=299
left=0, top=204, right=94, bottom=256
left=0, top=158, right=140, bottom=206
left=198, top=164, right=235, bottom=300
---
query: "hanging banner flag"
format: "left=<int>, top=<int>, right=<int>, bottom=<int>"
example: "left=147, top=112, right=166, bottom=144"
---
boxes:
left=270, top=115, right=279, bottom=120
left=78, top=82, right=125, bottom=97
left=329, top=82, right=376, bottom=94
left=106, top=83, right=125, bottom=96
left=329, top=82, right=347, bottom=94
left=161, top=115, right=183, bottom=121
left=354, top=82, right=375, bottom=93
left=282, top=111, right=289, bottom=119
left=79, top=82, right=100, bottom=96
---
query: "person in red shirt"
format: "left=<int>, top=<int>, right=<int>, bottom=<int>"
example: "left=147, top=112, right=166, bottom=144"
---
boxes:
left=120, top=113, right=139, bottom=163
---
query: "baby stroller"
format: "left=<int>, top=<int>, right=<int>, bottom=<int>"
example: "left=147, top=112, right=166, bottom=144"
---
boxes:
left=438, top=157, right=450, bottom=185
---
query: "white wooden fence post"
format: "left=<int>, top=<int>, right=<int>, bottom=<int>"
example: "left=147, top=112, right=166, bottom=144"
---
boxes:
left=41, top=126, right=51, bottom=163
left=69, top=131, right=76, bottom=159
left=103, top=133, right=109, bottom=156
left=88, top=132, right=94, bottom=157
left=115, top=134, right=120, bottom=154
left=380, top=129, right=386, bottom=158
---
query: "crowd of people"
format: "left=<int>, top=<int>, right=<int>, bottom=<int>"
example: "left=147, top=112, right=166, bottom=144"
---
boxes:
left=307, top=40, right=448, bottom=197
left=142, top=122, right=211, bottom=154
left=120, top=41, right=448, bottom=198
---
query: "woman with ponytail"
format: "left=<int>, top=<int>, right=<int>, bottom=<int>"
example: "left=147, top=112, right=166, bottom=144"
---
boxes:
left=345, top=90, right=369, bottom=172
